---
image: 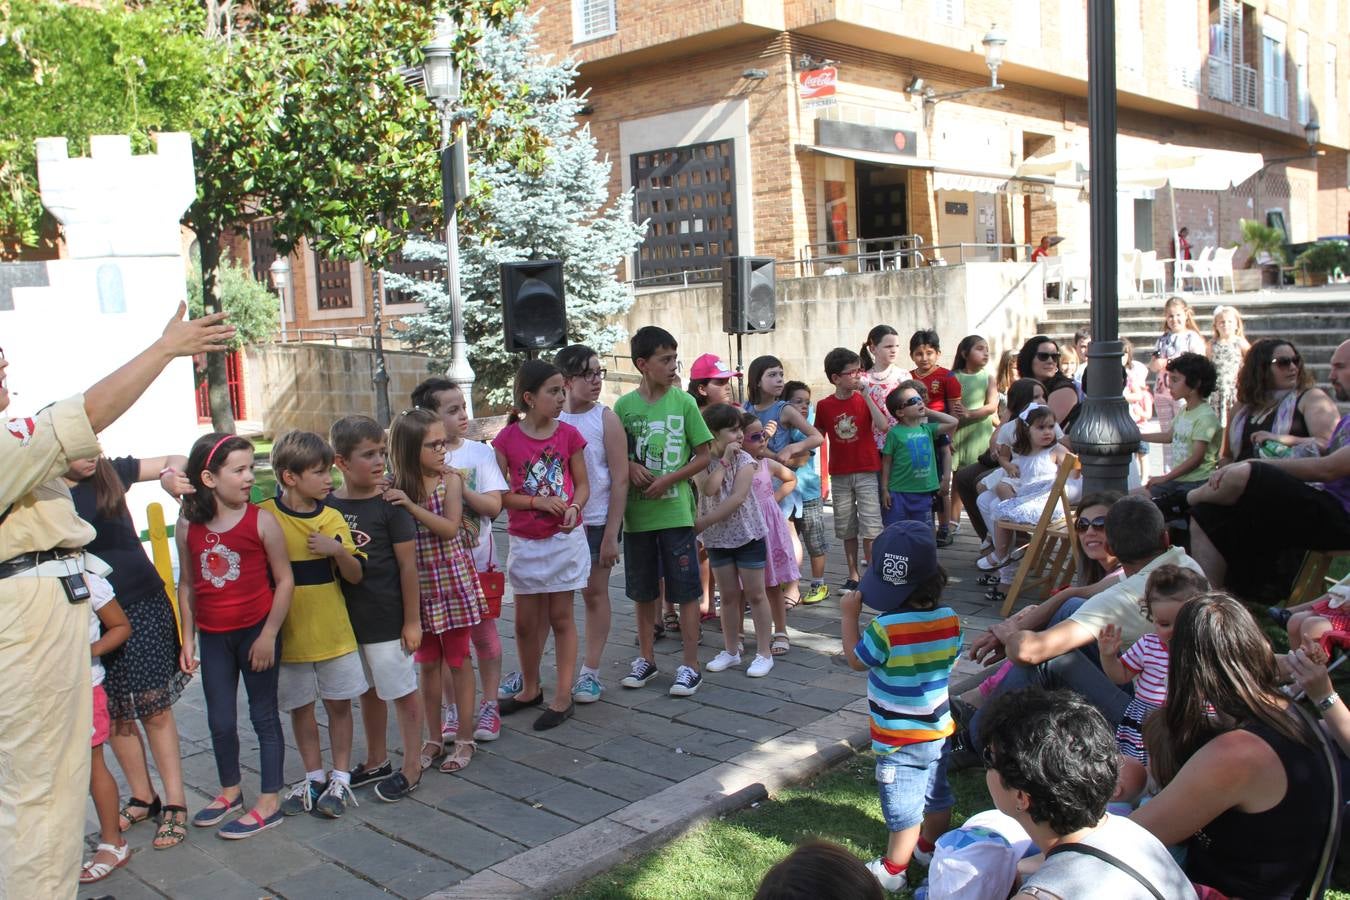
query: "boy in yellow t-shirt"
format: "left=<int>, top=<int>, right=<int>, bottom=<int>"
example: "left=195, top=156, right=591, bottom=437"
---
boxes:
left=258, top=431, right=366, bottom=819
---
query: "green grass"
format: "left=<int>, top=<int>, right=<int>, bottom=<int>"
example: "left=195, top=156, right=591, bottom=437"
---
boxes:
left=567, top=751, right=1350, bottom=900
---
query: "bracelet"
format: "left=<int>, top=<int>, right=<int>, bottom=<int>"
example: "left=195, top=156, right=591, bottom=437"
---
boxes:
left=567, top=503, right=581, bottom=513
left=1318, top=693, right=1340, bottom=713
left=719, top=458, right=732, bottom=469
left=159, top=466, right=179, bottom=479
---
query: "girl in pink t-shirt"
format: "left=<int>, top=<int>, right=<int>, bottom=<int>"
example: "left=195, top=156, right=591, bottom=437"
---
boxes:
left=491, top=359, right=590, bottom=731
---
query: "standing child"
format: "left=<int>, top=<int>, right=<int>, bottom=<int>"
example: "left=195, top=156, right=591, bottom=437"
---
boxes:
left=742, top=412, right=800, bottom=656
left=1208, top=305, right=1250, bottom=427
left=817, top=347, right=888, bottom=590
left=386, top=409, right=487, bottom=771
left=176, top=433, right=293, bottom=838
left=948, top=335, right=998, bottom=529
left=614, top=326, right=714, bottom=696
left=1122, top=339, right=1154, bottom=483
left=908, top=330, right=964, bottom=546
left=327, top=416, right=425, bottom=802
left=688, top=353, right=742, bottom=622
left=556, top=344, right=629, bottom=703
left=695, top=404, right=774, bottom=678
left=1138, top=353, right=1221, bottom=512
left=492, top=360, right=590, bottom=727
left=412, top=378, right=508, bottom=743
left=880, top=380, right=959, bottom=528
left=261, top=431, right=367, bottom=819
left=743, top=355, right=823, bottom=465
left=840, top=522, right=960, bottom=892
left=1149, top=296, right=1208, bottom=456
left=993, top=348, right=1018, bottom=421
left=977, top=406, right=1071, bottom=572
left=860, top=324, right=906, bottom=448
left=1098, top=565, right=1209, bottom=800
left=80, top=574, right=132, bottom=885
left=782, top=380, right=829, bottom=605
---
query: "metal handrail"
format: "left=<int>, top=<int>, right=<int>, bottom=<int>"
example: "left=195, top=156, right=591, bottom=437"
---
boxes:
left=799, top=233, right=926, bottom=276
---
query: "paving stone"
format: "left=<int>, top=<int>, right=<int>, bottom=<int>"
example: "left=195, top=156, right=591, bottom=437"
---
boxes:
left=684, top=682, right=789, bottom=716
left=267, top=860, right=391, bottom=899
left=606, top=762, right=766, bottom=835
left=357, top=797, right=524, bottom=872
left=455, top=753, right=566, bottom=800
left=489, top=819, right=647, bottom=891
left=674, top=706, right=794, bottom=743
left=588, top=735, right=718, bottom=780
left=776, top=684, right=862, bottom=711
left=308, top=825, right=466, bottom=897
left=525, top=781, right=629, bottom=823
left=197, top=828, right=324, bottom=885
left=172, top=867, right=268, bottom=900
left=447, top=795, right=575, bottom=847
left=514, top=744, right=602, bottom=777
left=423, top=868, right=529, bottom=899
left=477, top=731, right=558, bottom=763
left=519, top=717, right=617, bottom=751
left=564, top=760, right=676, bottom=802
left=114, top=840, right=222, bottom=892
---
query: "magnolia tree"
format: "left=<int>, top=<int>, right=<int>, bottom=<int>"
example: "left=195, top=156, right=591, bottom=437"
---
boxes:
left=391, top=14, right=646, bottom=408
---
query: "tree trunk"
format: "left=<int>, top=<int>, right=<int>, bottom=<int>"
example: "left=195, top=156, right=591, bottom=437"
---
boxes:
left=198, top=229, right=237, bottom=434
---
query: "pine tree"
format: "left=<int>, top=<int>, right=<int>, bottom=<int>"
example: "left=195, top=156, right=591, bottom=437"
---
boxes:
left=391, top=14, right=646, bottom=408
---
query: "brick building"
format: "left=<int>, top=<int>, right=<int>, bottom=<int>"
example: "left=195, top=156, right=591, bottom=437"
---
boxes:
left=529, top=0, right=1350, bottom=281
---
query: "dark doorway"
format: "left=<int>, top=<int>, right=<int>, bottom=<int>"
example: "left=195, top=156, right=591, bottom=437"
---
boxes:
left=855, top=163, right=909, bottom=268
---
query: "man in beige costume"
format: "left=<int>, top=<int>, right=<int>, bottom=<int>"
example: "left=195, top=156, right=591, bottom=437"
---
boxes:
left=0, top=303, right=231, bottom=898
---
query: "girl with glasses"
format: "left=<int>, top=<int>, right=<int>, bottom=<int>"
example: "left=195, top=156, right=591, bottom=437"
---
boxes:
left=740, top=412, right=800, bottom=657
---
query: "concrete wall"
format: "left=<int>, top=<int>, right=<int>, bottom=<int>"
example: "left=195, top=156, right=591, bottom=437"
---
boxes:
left=609, top=263, right=1043, bottom=391
left=244, top=344, right=433, bottom=437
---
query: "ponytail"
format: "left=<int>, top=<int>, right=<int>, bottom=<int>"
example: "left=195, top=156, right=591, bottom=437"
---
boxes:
left=861, top=324, right=898, bottom=373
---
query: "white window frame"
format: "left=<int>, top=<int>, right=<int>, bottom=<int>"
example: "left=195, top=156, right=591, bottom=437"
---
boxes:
left=1263, top=18, right=1289, bottom=119
left=572, top=0, right=617, bottom=43
left=1295, top=30, right=1310, bottom=125
left=1326, top=43, right=1339, bottom=139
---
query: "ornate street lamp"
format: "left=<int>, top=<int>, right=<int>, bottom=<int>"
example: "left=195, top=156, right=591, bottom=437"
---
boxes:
left=268, top=255, right=291, bottom=343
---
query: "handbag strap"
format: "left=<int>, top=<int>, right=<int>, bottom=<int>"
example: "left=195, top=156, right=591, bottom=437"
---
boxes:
left=1045, top=842, right=1165, bottom=900
left=1290, top=702, right=1342, bottom=899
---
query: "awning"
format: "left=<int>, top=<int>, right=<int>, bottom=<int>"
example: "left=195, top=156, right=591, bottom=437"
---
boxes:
left=798, top=144, right=937, bottom=168
left=1016, top=138, right=1263, bottom=191
left=932, top=169, right=1053, bottom=195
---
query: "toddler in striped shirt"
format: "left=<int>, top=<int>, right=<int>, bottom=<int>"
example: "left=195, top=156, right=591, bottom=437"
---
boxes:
left=841, top=521, right=961, bottom=894
left=1098, top=564, right=1209, bottom=802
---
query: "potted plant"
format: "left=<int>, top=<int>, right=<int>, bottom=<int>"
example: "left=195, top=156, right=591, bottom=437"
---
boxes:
left=1293, top=240, right=1349, bottom=287
left=1235, top=219, right=1286, bottom=288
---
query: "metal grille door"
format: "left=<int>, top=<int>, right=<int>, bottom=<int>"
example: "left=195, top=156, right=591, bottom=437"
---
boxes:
left=631, top=140, right=736, bottom=285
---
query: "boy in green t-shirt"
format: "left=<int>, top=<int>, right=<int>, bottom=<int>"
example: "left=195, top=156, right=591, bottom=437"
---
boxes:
left=613, top=326, right=713, bottom=697
left=1141, top=352, right=1221, bottom=512
left=880, top=381, right=958, bottom=529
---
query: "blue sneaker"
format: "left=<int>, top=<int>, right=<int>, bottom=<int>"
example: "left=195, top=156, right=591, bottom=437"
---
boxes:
left=498, top=670, right=524, bottom=700
left=314, top=778, right=358, bottom=819
left=280, top=779, right=324, bottom=816
left=572, top=672, right=603, bottom=704
left=620, top=657, right=658, bottom=689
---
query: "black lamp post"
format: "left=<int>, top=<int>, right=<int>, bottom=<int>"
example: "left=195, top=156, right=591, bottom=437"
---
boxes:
left=1070, top=0, right=1139, bottom=495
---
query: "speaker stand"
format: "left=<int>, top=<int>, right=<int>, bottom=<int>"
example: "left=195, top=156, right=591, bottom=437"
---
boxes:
left=734, top=332, right=745, bottom=405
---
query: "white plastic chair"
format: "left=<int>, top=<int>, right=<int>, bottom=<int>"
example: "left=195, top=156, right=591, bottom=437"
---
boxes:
left=1062, top=253, right=1091, bottom=303
left=1207, top=246, right=1237, bottom=294
left=1175, top=246, right=1213, bottom=293
left=1119, top=250, right=1142, bottom=298
left=1138, top=251, right=1166, bottom=296
left=1043, top=257, right=1065, bottom=303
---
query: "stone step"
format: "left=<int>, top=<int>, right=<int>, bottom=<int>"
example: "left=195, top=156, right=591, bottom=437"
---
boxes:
left=1041, top=311, right=1349, bottom=336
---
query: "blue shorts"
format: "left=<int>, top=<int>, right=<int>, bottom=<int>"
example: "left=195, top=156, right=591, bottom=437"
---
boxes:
left=875, top=739, right=954, bottom=832
left=885, top=491, right=935, bottom=528
left=623, top=526, right=702, bottom=604
left=705, top=538, right=767, bottom=570
left=585, top=524, right=622, bottom=565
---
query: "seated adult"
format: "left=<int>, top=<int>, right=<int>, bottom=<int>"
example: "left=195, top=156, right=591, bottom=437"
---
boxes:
left=1132, top=594, right=1336, bottom=900
left=982, top=688, right=1196, bottom=900
left=968, top=497, right=1204, bottom=747
left=1188, top=339, right=1350, bottom=591
left=1220, top=337, right=1339, bottom=464
left=1017, top=336, right=1080, bottom=428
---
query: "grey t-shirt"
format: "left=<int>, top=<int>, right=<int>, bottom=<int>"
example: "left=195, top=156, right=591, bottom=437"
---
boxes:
left=1021, top=815, right=1196, bottom=900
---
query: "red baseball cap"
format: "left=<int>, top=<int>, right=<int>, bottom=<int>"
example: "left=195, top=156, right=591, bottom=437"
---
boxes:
left=689, top=354, right=740, bottom=380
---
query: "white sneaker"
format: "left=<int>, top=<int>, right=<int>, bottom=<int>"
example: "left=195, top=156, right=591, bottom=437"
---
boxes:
left=911, top=843, right=934, bottom=867
left=865, top=857, right=907, bottom=892
left=746, top=654, right=774, bottom=678
left=706, top=650, right=742, bottom=672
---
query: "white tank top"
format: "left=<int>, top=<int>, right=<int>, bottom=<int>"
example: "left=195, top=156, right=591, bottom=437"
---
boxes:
left=559, top=404, right=610, bottom=525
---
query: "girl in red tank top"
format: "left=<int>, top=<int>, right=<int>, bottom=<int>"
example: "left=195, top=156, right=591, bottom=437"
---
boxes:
left=176, top=433, right=294, bottom=838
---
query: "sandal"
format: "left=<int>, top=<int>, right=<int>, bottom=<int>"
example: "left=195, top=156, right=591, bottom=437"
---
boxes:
left=79, top=841, right=131, bottom=884
left=783, top=593, right=802, bottom=610
left=153, top=805, right=188, bottom=850
left=663, top=610, right=680, bottom=632
left=418, top=740, right=443, bottom=772
left=439, top=739, right=477, bottom=773
left=976, top=573, right=1001, bottom=586
left=983, top=586, right=1006, bottom=604
left=771, top=632, right=791, bottom=656
left=118, top=795, right=161, bottom=832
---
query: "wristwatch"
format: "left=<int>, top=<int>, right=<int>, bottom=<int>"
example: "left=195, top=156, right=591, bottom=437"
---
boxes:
left=1317, top=693, right=1340, bottom=713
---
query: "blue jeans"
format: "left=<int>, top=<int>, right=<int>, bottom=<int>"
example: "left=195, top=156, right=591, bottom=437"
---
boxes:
left=875, top=740, right=954, bottom=832
left=969, top=597, right=1132, bottom=751
left=198, top=618, right=285, bottom=794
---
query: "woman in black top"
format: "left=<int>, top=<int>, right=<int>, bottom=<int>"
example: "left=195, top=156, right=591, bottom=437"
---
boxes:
left=1218, top=338, right=1337, bottom=464
left=67, top=455, right=193, bottom=849
left=1017, top=336, right=1081, bottom=428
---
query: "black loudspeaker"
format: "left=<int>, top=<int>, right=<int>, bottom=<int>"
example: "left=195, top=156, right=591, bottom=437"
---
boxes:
left=722, top=256, right=776, bottom=334
left=500, top=260, right=566, bottom=352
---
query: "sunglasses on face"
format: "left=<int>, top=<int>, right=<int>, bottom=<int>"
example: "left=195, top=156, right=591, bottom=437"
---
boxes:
left=1075, top=515, right=1108, bottom=532
left=746, top=432, right=767, bottom=443
left=1270, top=355, right=1302, bottom=369
left=1035, top=351, right=1061, bottom=363
left=899, top=395, right=924, bottom=409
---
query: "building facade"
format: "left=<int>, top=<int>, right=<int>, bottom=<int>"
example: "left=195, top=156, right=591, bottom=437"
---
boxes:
left=531, top=0, right=1350, bottom=281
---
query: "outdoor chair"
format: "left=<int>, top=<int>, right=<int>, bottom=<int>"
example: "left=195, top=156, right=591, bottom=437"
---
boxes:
left=1287, top=550, right=1350, bottom=606
left=1206, top=246, right=1237, bottom=294
left=999, top=453, right=1081, bottom=617
left=1138, top=251, right=1166, bottom=296
left=1175, top=246, right=1213, bottom=293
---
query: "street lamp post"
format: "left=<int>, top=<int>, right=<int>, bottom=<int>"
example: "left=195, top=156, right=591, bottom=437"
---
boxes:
left=915, top=26, right=1009, bottom=127
left=422, top=15, right=475, bottom=416
left=268, top=255, right=292, bottom=343
left=1070, top=0, right=1139, bottom=496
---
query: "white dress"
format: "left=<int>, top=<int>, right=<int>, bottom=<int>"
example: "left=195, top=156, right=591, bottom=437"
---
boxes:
left=992, top=448, right=1062, bottom=525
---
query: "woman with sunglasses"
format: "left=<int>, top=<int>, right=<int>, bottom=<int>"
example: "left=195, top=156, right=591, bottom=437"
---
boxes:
left=982, top=688, right=1196, bottom=900
left=1016, top=336, right=1081, bottom=428
left=1219, top=338, right=1338, bottom=465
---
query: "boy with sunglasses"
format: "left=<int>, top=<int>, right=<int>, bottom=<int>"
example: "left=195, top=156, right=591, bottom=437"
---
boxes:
left=880, top=381, right=958, bottom=529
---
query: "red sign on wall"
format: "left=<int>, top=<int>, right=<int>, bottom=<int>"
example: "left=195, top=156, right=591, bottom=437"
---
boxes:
left=798, top=67, right=838, bottom=102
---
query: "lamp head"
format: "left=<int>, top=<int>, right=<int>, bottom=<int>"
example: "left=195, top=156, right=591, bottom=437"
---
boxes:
left=906, top=75, right=926, bottom=94
left=268, top=255, right=290, bottom=287
left=982, top=25, right=1008, bottom=81
left=1305, top=119, right=1321, bottom=148
left=421, top=14, right=459, bottom=103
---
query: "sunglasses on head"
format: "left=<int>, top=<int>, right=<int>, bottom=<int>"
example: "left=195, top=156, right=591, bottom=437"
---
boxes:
left=1035, top=351, right=1061, bottom=362
left=1075, top=515, right=1108, bottom=532
left=1270, top=355, right=1302, bottom=369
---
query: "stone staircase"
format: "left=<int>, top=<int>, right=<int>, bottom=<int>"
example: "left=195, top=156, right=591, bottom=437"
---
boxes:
left=1038, top=288, right=1348, bottom=408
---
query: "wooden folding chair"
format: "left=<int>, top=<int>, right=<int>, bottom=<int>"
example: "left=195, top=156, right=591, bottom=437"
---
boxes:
left=999, top=453, right=1080, bottom=617
left=1287, top=550, right=1349, bottom=606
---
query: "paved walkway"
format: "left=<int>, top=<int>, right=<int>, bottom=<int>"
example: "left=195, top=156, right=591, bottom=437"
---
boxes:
left=83, top=512, right=1011, bottom=899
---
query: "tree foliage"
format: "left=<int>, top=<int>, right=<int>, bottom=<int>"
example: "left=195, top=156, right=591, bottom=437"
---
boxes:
left=185, top=252, right=278, bottom=350
left=391, top=14, right=646, bottom=408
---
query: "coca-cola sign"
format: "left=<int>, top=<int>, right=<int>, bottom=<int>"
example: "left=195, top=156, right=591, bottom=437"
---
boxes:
left=798, top=67, right=838, bottom=100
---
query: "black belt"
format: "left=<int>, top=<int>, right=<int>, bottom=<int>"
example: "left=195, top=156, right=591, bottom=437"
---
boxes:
left=0, top=549, right=80, bottom=580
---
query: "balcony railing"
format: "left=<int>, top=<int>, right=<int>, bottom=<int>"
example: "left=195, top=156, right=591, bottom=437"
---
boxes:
left=1235, top=64, right=1258, bottom=110
left=1207, top=55, right=1233, bottom=101
left=1263, top=75, right=1288, bottom=118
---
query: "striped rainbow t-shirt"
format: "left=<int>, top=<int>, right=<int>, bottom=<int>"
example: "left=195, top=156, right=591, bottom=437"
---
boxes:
left=853, top=607, right=961, bottom=753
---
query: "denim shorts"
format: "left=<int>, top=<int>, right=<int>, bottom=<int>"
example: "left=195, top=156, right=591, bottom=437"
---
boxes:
left=705, top=537, right=767, bottom=570
left=586, top=524, right=622, bottom=565
left=623, top=526, right=702, bottom=604
left=875, top=739, right=954, bottom=832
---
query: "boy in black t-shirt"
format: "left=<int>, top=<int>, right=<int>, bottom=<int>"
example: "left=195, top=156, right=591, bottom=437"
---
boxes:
left=328, top=416, right=424, bottom=801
